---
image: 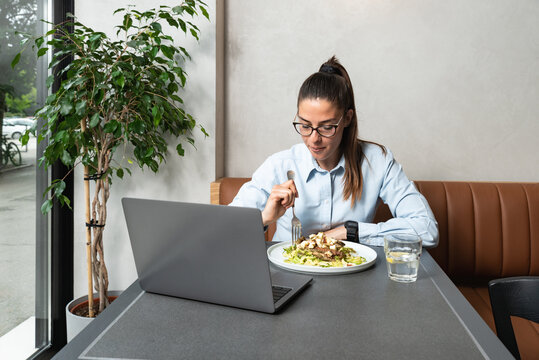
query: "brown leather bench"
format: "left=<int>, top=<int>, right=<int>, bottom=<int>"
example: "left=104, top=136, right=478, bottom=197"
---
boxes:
left=211, top=178, right=539, bottom=359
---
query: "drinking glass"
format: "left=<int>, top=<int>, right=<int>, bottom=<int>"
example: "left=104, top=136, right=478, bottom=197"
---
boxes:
left=384, top=234, right=422, bottom=283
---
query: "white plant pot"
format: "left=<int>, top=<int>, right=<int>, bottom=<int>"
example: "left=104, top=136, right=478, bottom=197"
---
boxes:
left=65, top=290, right=121, bottom=342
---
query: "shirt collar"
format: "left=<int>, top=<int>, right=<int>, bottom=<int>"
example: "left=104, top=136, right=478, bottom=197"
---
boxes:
left=297, top=144, right=345, bottom=182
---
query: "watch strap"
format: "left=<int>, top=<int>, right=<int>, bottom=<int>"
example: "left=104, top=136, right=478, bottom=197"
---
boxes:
left=344, top=221, right=359, bottom=242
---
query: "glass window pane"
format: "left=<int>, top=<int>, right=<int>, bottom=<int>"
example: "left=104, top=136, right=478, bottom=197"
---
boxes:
left=0, top=0, right=49, bottom=357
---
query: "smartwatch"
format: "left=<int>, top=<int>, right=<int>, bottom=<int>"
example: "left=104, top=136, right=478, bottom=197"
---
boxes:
left=344, top=221, right=359, bottom=242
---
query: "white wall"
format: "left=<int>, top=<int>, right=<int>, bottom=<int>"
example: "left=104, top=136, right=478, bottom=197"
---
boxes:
left=225, top=0, right=539, bottom=181
left=73, top=0, right=216, bottom=297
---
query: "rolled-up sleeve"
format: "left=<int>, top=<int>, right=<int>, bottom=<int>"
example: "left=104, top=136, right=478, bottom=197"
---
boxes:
left=229, top=156, right=280, bottom=211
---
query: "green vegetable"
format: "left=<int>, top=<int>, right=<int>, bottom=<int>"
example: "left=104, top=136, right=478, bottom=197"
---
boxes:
left=283, top=246, right=366, bottom=268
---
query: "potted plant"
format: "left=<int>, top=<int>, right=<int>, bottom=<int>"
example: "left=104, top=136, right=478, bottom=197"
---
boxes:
left=12, top=0, right=210, bottom=339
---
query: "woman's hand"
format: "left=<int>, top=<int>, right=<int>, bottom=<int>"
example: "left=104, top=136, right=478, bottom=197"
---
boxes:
left=323, top=226, right=347, bottom=240
left=261, top=179, right=298, bottom=226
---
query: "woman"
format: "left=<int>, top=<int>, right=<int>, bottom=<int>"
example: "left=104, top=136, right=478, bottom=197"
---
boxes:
left=231, top=56, right=439, bottom=247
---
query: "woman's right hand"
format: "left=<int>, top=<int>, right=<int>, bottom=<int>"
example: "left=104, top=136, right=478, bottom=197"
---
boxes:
left=261, top=179, right=298, bottom=226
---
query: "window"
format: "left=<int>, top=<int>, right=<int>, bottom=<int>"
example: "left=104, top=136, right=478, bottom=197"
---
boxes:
left=0, top=0, right=52, bottom=357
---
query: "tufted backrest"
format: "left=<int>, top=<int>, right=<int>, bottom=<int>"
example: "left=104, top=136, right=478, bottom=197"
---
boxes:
left=375, top=181, right=539, bottom=280
left=211, top=177, right=277, bottom=241
left=211, top=178, right=539, bottom=280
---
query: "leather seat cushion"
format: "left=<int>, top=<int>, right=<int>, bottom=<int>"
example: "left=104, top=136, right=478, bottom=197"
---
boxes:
left=458, top=285, right=539, bottom=360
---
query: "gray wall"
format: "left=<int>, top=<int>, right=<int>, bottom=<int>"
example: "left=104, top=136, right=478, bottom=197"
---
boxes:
left=225, top=0, right=539, bottom=181
left=73, top=0, right=216, bottom=296
left=72, top=0, right=539, bottom=296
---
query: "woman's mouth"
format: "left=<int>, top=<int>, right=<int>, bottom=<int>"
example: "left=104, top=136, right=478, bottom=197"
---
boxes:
left=310, top=146, right=325, bottom=154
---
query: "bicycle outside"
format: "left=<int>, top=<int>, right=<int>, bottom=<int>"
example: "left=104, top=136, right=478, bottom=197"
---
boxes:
left=1, top=134, right=22, bottom=167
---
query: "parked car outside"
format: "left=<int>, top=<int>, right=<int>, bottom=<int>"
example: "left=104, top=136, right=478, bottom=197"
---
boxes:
left=5, top=117, right=36, bottom=128
left=2, top=119, right=30, bottom=140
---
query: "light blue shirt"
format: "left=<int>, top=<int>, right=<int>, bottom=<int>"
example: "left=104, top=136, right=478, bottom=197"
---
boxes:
left=230, top=142, right=439, bottom=247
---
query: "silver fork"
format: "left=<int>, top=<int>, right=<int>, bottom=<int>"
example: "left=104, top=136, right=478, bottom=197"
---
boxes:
left=287, top=170, right=302, bottom=247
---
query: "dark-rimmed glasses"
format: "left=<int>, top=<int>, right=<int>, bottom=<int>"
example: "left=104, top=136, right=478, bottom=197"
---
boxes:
left=293, top=114, right=343, bottom=138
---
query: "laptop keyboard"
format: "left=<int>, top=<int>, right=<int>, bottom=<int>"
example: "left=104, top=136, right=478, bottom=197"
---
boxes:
left=272, top=286, right=292, bottom=303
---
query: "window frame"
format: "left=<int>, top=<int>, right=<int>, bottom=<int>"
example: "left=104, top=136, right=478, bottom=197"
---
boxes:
left=31, top=0, right=74, bottom=358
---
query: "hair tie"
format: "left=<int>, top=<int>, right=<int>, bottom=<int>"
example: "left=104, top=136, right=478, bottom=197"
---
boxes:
left=320, top=64, right=340, bottom=75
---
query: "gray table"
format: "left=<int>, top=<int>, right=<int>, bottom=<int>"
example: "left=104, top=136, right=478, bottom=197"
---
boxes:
left=53, top=247, right=513, bottom=359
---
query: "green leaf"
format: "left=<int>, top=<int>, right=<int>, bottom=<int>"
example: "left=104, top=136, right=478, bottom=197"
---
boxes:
left=150, top=46, right=159, bottom=58
left=41, top=199, right=53, bottom=214
left=89, top=113, right=100, bottom=127
left=170, top=94, right=183, bottom=103
left=58, top=194, right=71, bottom=209
left=200, top=125, right=209, bottom=137
left=37, top=47, right=49, bottom=57
left=61, top=150, right=72, bottom=165
left=123, top=14, right=133, bottom=30
left=199, top=5, right=210, bottom=20
left=150, top=22, right=162, bottom=33
left=116, top=168, right=124, bottom=179
left=178, top=19, right=186, bottom=33
left=167, top=82, right=179, bottom=94
left=161, top=45, right=174, bottom=59
left=176, top=143, right=185, bottom=156
left=46, top=75, right=55, bottom=88
left=116, top=74, right=125, bottom=88
left=104, top=120, right=119, bottom=134
left=153, top=112, right=162, bottom=127
left=46, top=93, right=56, bottom=104
left=54, top=130, right=67, bottom=142
left=21, top=133, right=30, bottom=146
left=128, top=119, right=145, bottom=134
left=11, top=53, right=21, bottom=68
left=35, top=37, right=44, bottom=48
left=190, top=28, right=199, bottom=40
left=75, top=100, right=87, bottom=116
left=54, top=180, right=66, bottom=197
left=60, top=102, right=73, bottom=115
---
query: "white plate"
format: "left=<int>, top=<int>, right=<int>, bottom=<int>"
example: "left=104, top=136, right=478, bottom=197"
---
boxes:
left=267, top=241, right=377, bottom=275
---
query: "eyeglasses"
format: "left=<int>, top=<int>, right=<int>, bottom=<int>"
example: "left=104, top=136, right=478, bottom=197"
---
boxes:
left=292, top=114, right=343, bottom=138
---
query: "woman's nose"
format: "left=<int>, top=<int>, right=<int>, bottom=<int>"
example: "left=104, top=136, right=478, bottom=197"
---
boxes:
left=309, top=129, right=322, bottom=141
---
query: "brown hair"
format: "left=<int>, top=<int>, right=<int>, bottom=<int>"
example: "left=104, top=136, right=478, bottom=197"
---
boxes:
left=297, top=55, right=385, bottom=206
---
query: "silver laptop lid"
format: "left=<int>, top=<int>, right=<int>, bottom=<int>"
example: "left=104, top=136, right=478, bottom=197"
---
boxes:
left=122, top=198, right=276, bottom=313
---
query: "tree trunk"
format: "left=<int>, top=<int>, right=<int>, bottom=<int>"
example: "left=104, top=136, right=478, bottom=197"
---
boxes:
left=81, top=119, right=94, bottom=317
left=91, top=148, right=111, bottom=314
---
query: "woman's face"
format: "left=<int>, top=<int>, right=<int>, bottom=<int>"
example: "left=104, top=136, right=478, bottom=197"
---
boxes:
left=297, top=98, right=350, bottom=171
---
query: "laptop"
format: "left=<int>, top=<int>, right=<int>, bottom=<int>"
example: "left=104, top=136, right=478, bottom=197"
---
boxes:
left=122, top=198, right=312, bottom=313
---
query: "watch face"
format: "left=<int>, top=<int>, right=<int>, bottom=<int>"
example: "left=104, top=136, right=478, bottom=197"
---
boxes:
left=345, top=221, right=358, bottom=242
left=345, top=221, right=358, bottom=230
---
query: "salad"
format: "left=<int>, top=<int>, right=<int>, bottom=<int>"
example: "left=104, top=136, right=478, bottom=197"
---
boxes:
left=283, top=232, right=366, bottom=268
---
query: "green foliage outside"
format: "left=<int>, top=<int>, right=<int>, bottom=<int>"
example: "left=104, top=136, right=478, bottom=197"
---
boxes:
left=5, top=87, right=36, bottom=116
left=0, top=0, right=38, bottom=119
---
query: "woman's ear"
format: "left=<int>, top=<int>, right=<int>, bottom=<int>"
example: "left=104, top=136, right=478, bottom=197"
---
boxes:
left=344, top=109, right=354, bottom=127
